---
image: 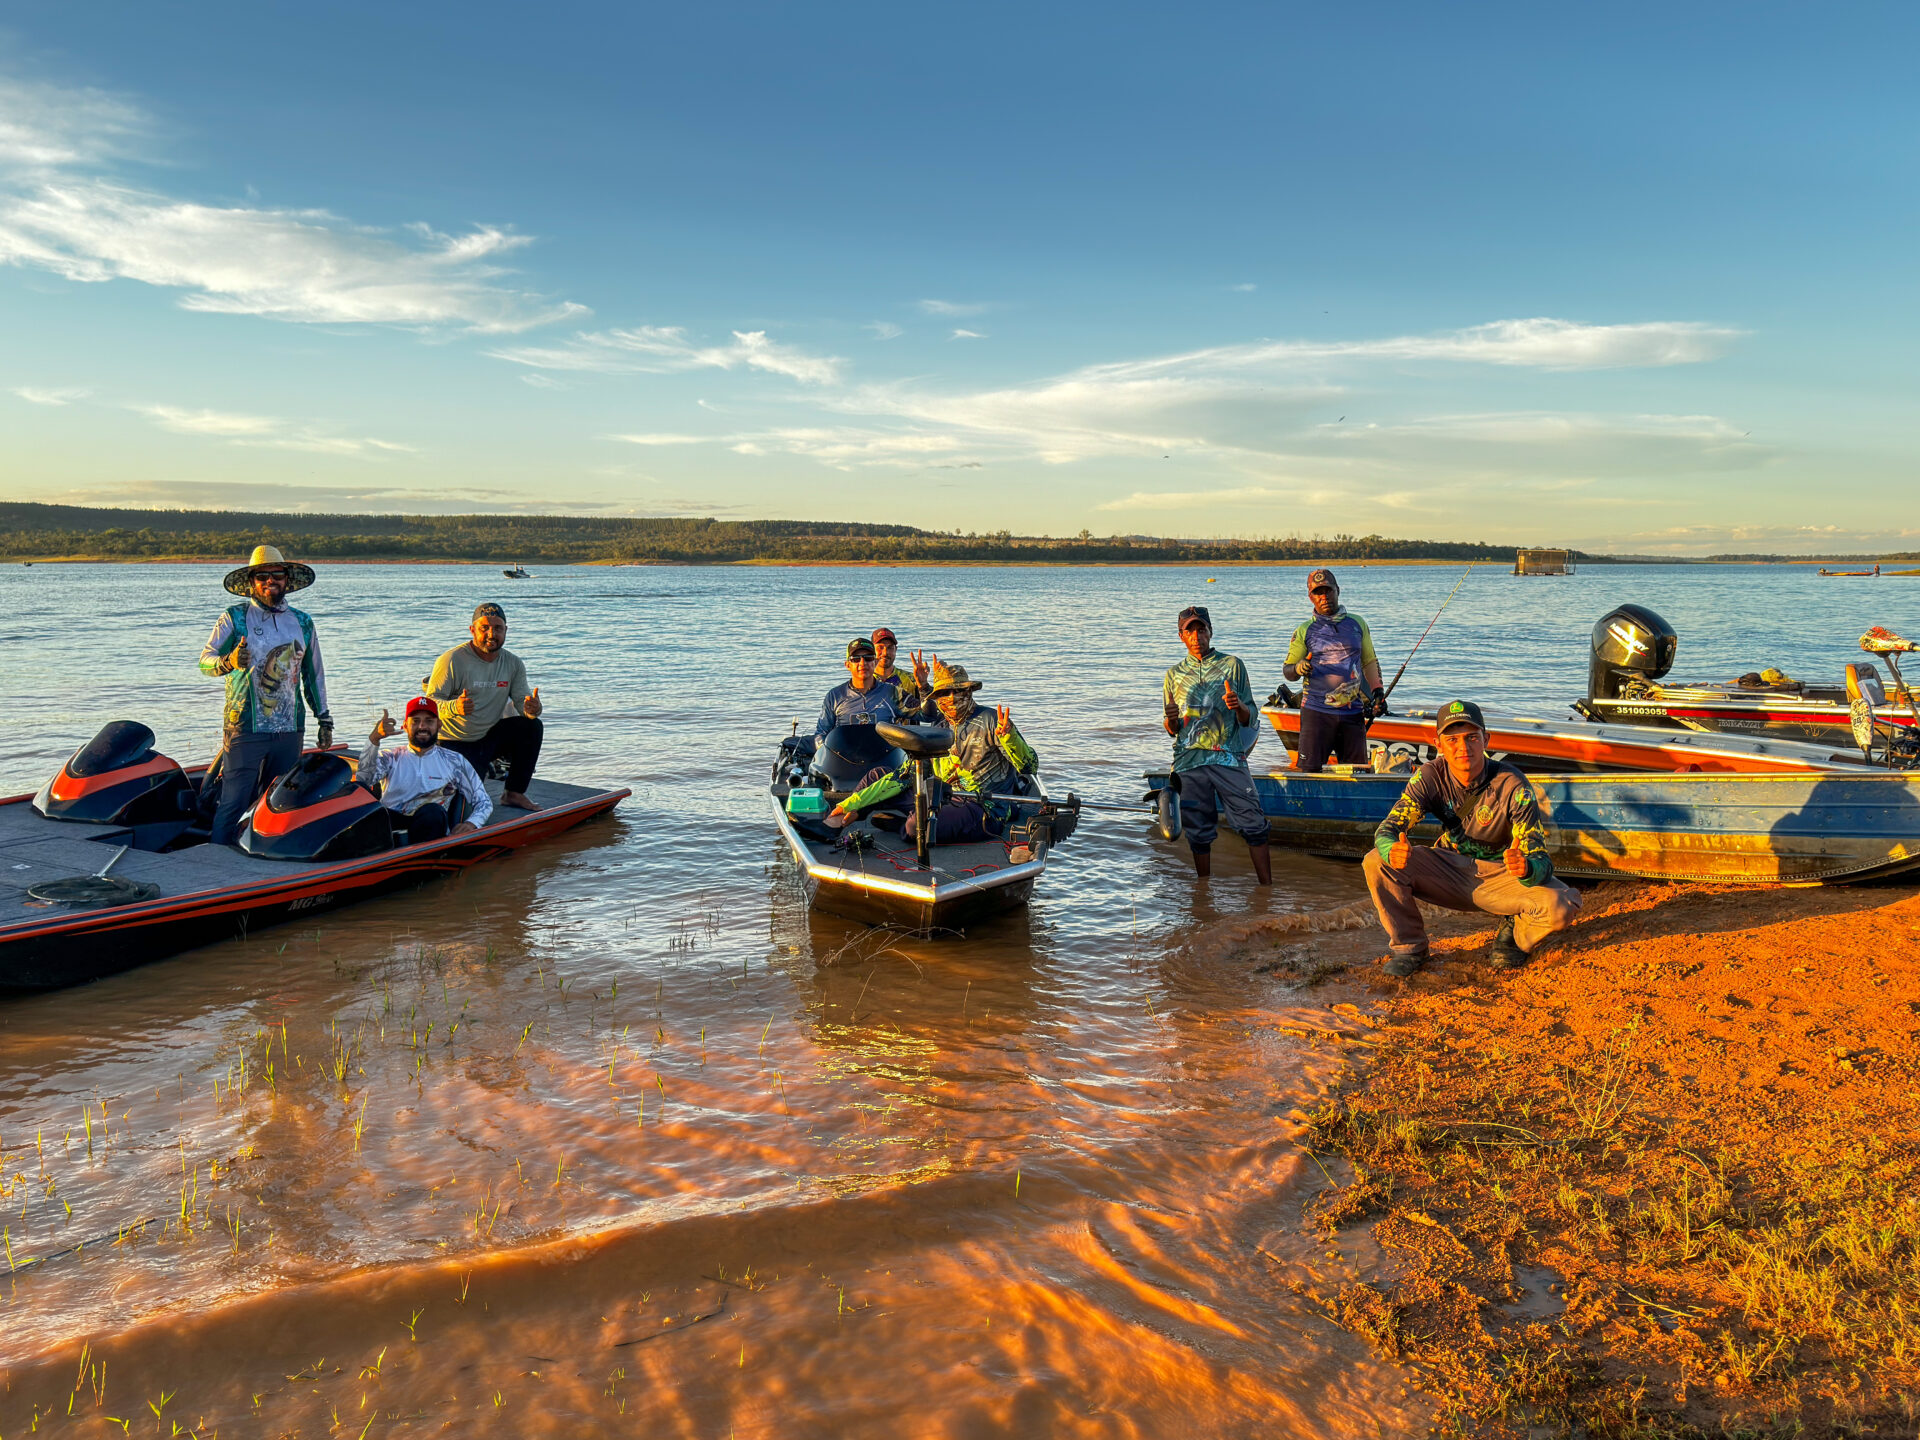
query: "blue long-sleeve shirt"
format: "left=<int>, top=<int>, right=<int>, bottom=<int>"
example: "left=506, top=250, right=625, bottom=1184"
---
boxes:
left=815, top=681, right=900, bottom=738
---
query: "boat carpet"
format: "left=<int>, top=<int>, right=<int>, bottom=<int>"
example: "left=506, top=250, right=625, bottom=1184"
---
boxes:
left=790, top=818, right=1020, bottom=887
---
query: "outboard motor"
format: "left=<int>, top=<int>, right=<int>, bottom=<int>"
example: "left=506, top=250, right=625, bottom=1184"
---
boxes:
left=240, top=752, right=392, bottom=862
left=811, top=725, right=906, bottom=795
left=34, top=721, right=194, bottom=827
left=1588, top=604, right=1679, bottom=701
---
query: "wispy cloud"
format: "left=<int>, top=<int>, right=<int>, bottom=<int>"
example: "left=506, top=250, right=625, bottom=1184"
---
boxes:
left=1231, top=283, right=1257, bottom=292
left=606, top=432, right=711, bottom=446
left=950, top=328, right=985, bottom=340
left=865, top=321, right=903, bottom=340
left=0, top=76, right=583, bottom=333
left=917, top=299, right=989, bottom=317
left=489, top=326, right=841, bottom=384
left=129, top=401, right=411, bottom=456
left=13, top=384, right=90, bottom=405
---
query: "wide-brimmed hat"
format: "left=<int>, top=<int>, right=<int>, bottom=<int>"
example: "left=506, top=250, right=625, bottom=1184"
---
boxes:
left=223, top=544, right=315, bottom=598
left=928, top=659, right=983, bottom=697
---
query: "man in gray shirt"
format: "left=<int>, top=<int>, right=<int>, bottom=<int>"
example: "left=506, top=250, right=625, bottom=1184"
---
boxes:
left=425, top=602, right=545, bottom=811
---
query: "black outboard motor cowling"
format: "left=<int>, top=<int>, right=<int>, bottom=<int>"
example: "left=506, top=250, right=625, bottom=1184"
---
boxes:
left=811, top=725, right=906, bottom=793
left=239, top=752, right=392, bottom=861
left=33, top=721, right=195, bottom=827
left=1589, top=604, right=1679, bottom=700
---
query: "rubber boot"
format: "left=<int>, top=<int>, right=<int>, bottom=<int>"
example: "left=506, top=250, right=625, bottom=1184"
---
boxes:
left=1191, top=845, right=1212, bottom=878
left=1248, top=841, right=1272, bottom=886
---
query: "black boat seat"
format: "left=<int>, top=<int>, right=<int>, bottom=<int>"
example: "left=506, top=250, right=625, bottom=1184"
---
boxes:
left=875, top=722, right=953, bottom=758
left=1847, top=663, right=1887, bottom=707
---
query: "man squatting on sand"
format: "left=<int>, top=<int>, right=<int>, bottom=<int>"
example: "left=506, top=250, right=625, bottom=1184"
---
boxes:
left=1163, top=605, right=1272, bottom=885
left=1363, top=699, right=1582, bottom=976
left=425, top=602, right=545, bottom=811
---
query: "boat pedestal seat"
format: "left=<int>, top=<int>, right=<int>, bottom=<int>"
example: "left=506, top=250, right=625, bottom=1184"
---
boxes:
left=874, top=722, right=954, bottom=759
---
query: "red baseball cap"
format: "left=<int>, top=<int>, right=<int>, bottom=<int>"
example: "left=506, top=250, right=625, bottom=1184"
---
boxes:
left=405, top=696, right=439, bottom=720
left=871, top=627, right=898, bottom=645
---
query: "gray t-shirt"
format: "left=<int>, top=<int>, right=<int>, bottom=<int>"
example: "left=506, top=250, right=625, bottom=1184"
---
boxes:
left=425, top=644, right=531, bottom=743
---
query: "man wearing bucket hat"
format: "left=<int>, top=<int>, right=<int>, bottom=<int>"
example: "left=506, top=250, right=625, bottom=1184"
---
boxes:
left=826, top=656, right=1038, bottom=844
left=814, top=636, right=903, bottom=739
left=425, top=602, right=546, bottom=811
left=1363, top=699, right=1582, bottom=977
left=1162, top=605, right=1272, bottom=885
left=1283, top=568, right=1386, bottom=773
left=198, top=545, right=334, bottom=845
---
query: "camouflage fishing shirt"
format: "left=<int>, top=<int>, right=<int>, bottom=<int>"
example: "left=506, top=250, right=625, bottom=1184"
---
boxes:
left=842, top=703, right=1038, bottom=823
left=1373, top=757, right=1553, bottom=885
left=198, top=600, right=330, bottom=739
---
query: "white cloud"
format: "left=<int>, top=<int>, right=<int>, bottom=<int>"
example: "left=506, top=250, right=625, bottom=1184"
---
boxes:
left=1341, top=411, right=1752, bottom=444
left=489, top=326, right=841, bottom=384
left=128, top=401, right=409, bottom=456
left=0, top=78, right=583, bottom=333
left=950, top=328, right=985, bottom=340
left=1231, top=283, right=1257, bottom=292
left=13, top=384, right=90, bottom=405
left=917, top=299, right=988, bottom=316
left=519, top=373, right=568, bottom=390
left=1097, top=485, right=1296, bottom=512
left=606, top=432, right=710, bottom=446
left=866, top=321, right=903, bottom=340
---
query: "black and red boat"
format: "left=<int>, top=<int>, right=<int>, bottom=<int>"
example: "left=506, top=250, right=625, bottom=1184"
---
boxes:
left=1, top=721, right=627, bottom=993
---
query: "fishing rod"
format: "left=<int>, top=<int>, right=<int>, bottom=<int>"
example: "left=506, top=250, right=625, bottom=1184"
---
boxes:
left=980, top=787, right=1184, bottom=841
left=1381, top=562, right=1475, bottom=701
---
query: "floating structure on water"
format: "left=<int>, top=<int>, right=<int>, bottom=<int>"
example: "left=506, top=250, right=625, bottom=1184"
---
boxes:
left=1, top=722, right=626, bottom=992
left=1513, top=547, right=1574, bottom=576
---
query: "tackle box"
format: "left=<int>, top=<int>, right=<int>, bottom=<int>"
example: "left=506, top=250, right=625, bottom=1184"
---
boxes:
left=786, top=787, right=831, bottom=816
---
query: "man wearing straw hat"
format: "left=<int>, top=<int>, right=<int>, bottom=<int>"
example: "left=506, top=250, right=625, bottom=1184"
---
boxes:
left=198, top=544, right=334, bottom=845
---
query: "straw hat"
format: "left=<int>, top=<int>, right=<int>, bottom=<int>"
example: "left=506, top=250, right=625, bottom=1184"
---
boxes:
left=928, top=659, right=984, bottom=696
left=223, top=544, right=315, bottom=598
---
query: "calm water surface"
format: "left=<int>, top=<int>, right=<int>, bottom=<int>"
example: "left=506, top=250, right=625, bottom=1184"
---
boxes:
left=0, top=561, right=1906, bottom=1435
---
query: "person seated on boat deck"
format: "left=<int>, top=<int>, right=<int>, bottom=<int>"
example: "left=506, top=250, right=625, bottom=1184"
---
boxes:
left=815, top=637, right=902, bottom=738
left=825, top=658, right=1037, bottom=844
left=871, top=628, right=933, bottom=719
left=360, top=697, right=492, bottom=844
left=1363, top=699, right=1581, bottom=978
left=1164, top=605, right=1272, bottom=885
left=425, top=602, right=545, bottom=812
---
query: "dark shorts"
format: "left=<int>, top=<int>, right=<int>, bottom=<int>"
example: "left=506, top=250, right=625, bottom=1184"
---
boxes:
left=1296, top=706, right=1369, bottom=773
left=443, top=715, right=542, bottom=793
left=1174, top=764, right=1270, bottom=849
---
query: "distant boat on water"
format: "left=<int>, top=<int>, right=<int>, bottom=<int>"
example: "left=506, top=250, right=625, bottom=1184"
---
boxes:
left=1818, top=566, right=1879, bottom=577
left=503, top=563, right=531, bottom=579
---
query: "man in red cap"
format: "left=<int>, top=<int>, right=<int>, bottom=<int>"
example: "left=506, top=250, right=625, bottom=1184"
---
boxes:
left=871, top=628, right=932, bottom=719
left=361, top=696, right=492, bottom=844
left=1283, top=568, right=1385, bottom=772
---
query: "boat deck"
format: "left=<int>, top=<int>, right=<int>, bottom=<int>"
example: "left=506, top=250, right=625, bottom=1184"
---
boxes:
left=0, top=777, right=601, bottom=928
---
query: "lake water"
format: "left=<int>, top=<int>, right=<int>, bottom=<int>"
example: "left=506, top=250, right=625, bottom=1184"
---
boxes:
left=0, top=560, right=1907, bottom=1436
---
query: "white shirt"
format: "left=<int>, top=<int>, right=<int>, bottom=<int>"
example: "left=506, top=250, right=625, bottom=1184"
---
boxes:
left=358, top=740, right=493, bottom=827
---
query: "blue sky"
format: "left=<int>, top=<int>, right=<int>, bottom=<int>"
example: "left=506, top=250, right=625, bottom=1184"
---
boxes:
left=2, top=3, right=1915, bottom=552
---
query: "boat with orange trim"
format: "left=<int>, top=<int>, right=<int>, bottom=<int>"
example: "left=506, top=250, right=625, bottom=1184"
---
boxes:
left=1, top=721, right=627, bottom=992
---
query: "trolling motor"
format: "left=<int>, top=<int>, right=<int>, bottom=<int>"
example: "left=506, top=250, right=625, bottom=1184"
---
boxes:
left=875, top=722, right=954, bottom=869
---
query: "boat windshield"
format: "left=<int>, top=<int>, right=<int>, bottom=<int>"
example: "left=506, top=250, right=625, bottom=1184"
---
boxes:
left=67, top=721, right=157, bottom=778
left=264, top=753, right=360, bottom=813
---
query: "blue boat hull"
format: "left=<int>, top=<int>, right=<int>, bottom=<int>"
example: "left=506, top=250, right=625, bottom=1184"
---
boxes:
left=1146, top=768, right=1920, bottom=885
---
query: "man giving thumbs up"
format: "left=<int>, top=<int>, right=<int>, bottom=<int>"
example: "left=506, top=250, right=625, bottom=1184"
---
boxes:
left=425, top=602, right=546, bottom=811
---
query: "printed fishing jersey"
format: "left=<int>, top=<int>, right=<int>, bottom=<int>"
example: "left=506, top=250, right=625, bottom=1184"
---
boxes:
left=1285, top=607, right=1378, bottom=714
left=815, top=681, right=901, bottom=738
left=879, top=667, right=932, bottom=719
left=199, top=601, right=330, bottom=739
left=357, top=741, right=493, bottom=827
left=1372, top=757, right=1553, bottom=886
left=1163, top=650, right=1258, bottom=773
left=841, top=705, right=1038, bottom=824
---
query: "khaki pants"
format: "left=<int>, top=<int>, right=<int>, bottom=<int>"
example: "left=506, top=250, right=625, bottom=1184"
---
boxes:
left=1362, top=846, right=1581, bottom=955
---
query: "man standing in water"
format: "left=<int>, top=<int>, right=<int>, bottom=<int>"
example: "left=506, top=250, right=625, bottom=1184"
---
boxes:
left=426, top=602, right=545, bottom=811
left=1363, top=700, right=1581, bottom=976
left=200, top=545, right=334, bottom=845
left=1283, top=568, right=1386, bottom=772
left=1162, top=606, right=1272, bottom=885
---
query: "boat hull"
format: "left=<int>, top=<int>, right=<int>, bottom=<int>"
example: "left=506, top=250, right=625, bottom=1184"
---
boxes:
left=1, top=782, right=626, bottom=992
left=1146, top=768, right=1920, bottom=885
left=769, top=793, right=1047, bottom=933
left=1583, top=693, right=1916, bottom=745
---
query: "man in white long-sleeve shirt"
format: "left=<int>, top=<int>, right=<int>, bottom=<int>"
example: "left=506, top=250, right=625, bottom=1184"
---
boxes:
left=360, top=697, right=493, bottom=844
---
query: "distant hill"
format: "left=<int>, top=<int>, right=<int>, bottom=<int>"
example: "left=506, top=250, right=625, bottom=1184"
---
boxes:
left=0, top=502, right=1597, bottom=566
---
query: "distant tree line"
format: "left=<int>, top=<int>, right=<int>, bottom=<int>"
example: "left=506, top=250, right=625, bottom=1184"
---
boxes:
left=0, top=503, right=1605, bottom=566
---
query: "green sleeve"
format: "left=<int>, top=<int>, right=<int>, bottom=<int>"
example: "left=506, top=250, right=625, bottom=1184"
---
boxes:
left=199, top=607, right=242, bottom=678
left=1373, top=770, right=1430, bottom=860
left=1162, top=666, right=1178, bottom=710
left=1355, top=616, right=1379, bottom=669
left=841, top=764, right=908, bottom=811
left=1284, top=621, right=1310, bottom=667
left=1508, top=783, right=1553, bottom=886
left=997, top=718, right=1038, bottom=775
